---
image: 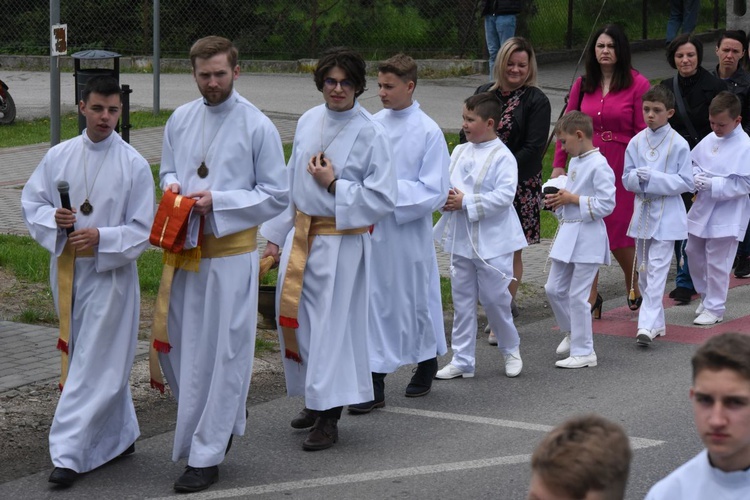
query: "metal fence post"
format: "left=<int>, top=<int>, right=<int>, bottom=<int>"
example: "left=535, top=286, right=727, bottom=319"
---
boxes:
left=49, top=0, right=60, bottom=146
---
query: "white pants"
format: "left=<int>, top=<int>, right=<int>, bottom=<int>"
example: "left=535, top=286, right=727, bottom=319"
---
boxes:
left=636, top=239, right=674, bottom=330
left=449, top=253, right=519, bottom=372
left=686, top=235, right=738, bottom=317
left=545, top=260, right=599, bottom=356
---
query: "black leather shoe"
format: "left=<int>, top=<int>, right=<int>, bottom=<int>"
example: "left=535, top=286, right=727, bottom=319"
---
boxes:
left=291, top=408, right=318, bottom=429
left=405, top=357, right=438, bottom=397
left=174, top=465, right=219, bottom=493
left=302, top=417, right=338, bottom=451
left=347, top=398, right=385, bottom=414
left=48, top=467, right=79, bottom=487
left=672, top=286, right=696, bottom=304
left=348, top=373, right=386, bottom=413
left=120, top=442, right=135, bottom=457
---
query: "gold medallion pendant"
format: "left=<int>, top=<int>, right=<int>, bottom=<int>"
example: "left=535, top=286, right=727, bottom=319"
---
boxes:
left=80, top=199, right=93, bottom=215
left=197, top=161, right=209, bottom=178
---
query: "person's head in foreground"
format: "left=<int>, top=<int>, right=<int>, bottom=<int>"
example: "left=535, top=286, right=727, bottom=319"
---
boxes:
left=690, top=332, right=750, bottom=472
left=528, top=414, right=632, bottom=500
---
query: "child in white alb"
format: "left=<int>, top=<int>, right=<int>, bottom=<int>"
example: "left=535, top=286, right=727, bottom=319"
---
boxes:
left=544, top=111, right=615, bottom=368
left=623, top=86, right=693, bottom=345
left=434, top=92, right=527, bottom=379
left=687, top=91, right=750, bottom=325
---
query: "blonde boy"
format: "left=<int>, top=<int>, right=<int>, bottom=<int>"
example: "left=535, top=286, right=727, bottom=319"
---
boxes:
left=623, top=86, right=694, bottom=345
left=545, top=111, right=615, bottom=368
left=686, top=91, right=750, bottom=325
left=433, top=92, right=527, bottom=379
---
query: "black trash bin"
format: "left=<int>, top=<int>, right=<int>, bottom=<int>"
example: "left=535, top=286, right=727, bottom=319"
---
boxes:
left=72, top=50, right=121, bottom=134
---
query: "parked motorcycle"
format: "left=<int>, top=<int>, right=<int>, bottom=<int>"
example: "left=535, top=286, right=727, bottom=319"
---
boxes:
left=0, top=78, right=16, bottom=125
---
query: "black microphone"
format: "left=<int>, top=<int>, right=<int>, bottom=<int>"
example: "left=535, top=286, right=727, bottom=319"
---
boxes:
left=57, top=181, right=75, bottom=235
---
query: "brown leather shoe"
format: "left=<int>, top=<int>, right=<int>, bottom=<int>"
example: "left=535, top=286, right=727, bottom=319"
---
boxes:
left=302, top=417, right=338, bottom=451
left=291, top=408, right=318, bottom=429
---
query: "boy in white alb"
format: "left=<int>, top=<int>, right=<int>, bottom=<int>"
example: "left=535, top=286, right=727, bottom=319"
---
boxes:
left=623, top=86, right=694, bottom=345
left=545, top=111, right=615, bottom=369
left=687, top=91, right=750, bottom=325
left=434, top=92, right=527, bottom=379
left=348, top=54, right=449, bottom=413
left=646, top=333, right=750, bottom=499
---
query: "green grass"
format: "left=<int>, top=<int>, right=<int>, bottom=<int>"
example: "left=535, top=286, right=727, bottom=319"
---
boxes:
left=0, top=110, right=173, bottom=148
left=527, top=0, right=724, bottom=51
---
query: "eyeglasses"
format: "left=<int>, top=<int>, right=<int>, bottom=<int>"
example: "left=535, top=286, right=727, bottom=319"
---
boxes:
left=323, top=78, right=354, bottom=90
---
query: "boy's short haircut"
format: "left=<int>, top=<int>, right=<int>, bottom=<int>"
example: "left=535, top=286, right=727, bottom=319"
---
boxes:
left=314, top=47, right=368, bottom=98
left=81, top=75, right=122, bottom=103
left=378, top=53, right=418, bottom=87
left=554, top=110, right=593, bottom=138
left=464, top=92, right=502, bottom=125
left=531, top=414, right=632, bottom=500
left=691, top=332, right=750, bottom=382
left=643, top=85, right=676, bottom=111
left=709, top=91, right=742, bottom=119
left=190, top=36, right=238, bottom=70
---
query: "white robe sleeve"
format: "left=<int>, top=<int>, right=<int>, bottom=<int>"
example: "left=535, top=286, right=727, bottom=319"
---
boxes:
left=622, top=138, right=645, bottom=193
left=160, top=114, right=181, bottom=191
left=393, top=128, right=449, bottom=225
left=96, top=156, right=155, bottom=272
left=260, top=144, right=298, bottom=248
left=578, top=163, right=616, bottom=222
left=643, top=144, right=694, bottom=196
left=463, top=153, right=517, bottom=222
left=210, top=122, right=289, bottom=236
left=21, top=154, right=66, bottom=256
left=334, top=122, right=397, bottom=229
left=710, top=174, right=750, bottom=200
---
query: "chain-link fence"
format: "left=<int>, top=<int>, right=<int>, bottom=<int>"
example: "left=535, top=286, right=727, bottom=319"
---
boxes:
left=1, top=1, right=726, bottom=61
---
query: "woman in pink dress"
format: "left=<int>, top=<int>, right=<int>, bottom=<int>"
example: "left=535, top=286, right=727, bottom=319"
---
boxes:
left=552, top=24, right=650, bottom=315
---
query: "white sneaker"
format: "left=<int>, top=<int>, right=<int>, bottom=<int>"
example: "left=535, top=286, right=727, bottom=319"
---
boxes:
left=435, top=364, right=474, bottom=379
left=487, top=331, right=498, bottom=345
left=636, top=327, right=665, bottom=346
left=504, top=349, right=523, bottom=378
left=695, top=301, right=705, bottom=315
left=555, top=333, right=571, bottom=355
left=555, top=352, right=597, bottom=369
left=694, top=310, right=723, bottom=325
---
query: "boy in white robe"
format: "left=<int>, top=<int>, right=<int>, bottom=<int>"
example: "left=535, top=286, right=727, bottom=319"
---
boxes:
left=686, top=91, right=750, bottom=326
left=21, top=76, right=154, bottom=487
left=433, top=92, right=527, bottom=380
left=261, top=47, right=396, bottom=451
left=646, top=333, right=750, bottom=499
left=623, top=86, right=694, bottom=345
left=544, top=111, right=616, bottom=369
left=157, top=36, right=288, bottom=492
left=348, top=54, right=449, bottom=413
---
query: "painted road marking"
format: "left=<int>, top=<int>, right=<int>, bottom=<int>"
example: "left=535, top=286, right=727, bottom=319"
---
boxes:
left=148, top=407, right=664, bottom=499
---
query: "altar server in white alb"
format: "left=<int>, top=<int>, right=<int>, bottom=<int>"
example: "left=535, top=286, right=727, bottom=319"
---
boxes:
left=544, top=111, right=615, bottom=369
left=157, top=36, right=288, bottom=493
left=347, top=54, right=449, bottom=414
left=623, top=86, right=694, bottom=346
left=261, top=47, right=396, bottom=451
left=433, top=92, right=526, bottom=380
left=21, top=76, right=154, bottom=488
left=646, top=333, right=750, bottom=499
left=687, top=91, right=750, bottom=326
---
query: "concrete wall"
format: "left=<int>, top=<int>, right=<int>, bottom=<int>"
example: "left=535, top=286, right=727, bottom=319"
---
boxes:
left=727, top=0, right=750, bottom=31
